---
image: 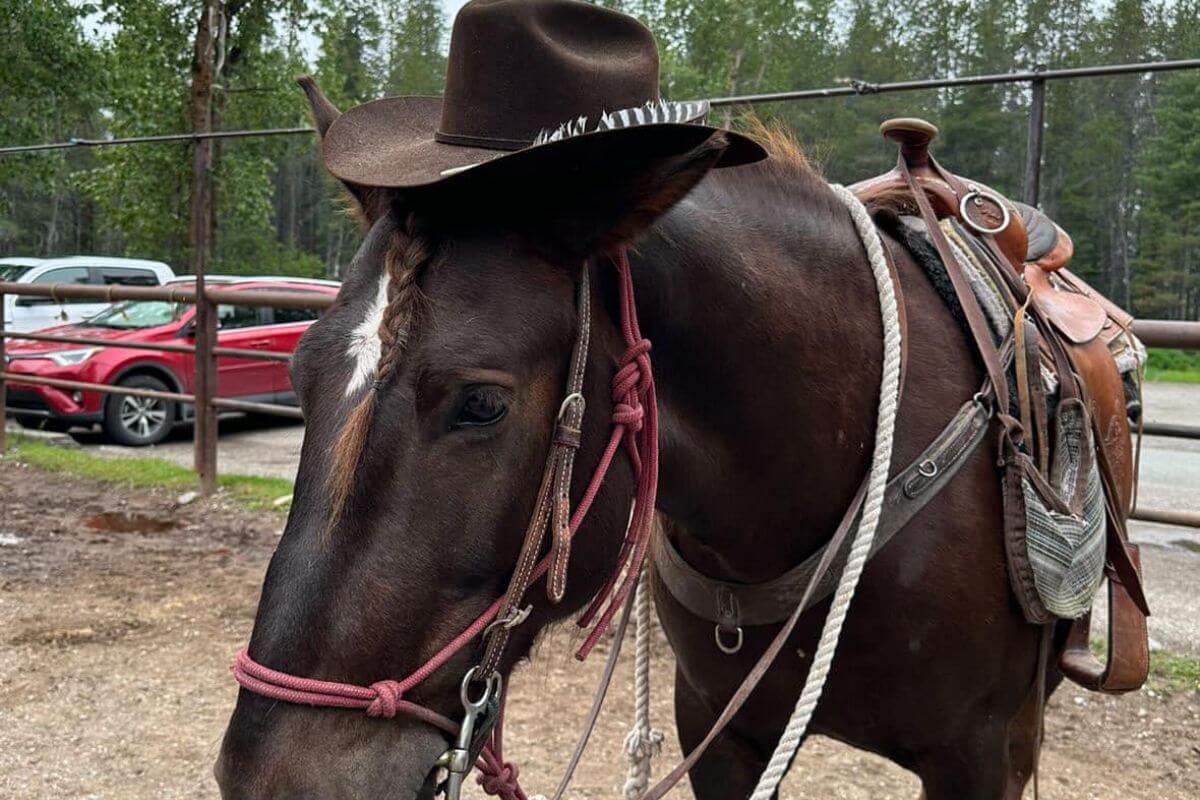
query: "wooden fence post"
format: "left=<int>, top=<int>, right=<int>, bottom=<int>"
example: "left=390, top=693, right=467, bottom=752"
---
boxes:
left=0, top=291, right=7, bottom=456
left=193, top=287, right=218, bottom=495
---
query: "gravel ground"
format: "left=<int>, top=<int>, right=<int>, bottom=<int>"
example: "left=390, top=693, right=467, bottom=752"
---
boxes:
left=1, top=461, right=1198, bottom=799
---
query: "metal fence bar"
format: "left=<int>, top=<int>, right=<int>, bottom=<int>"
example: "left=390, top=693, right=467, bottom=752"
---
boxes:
left=205, top=286, right=332, bottom=310
left=212, top=346, right=292, bottom=362
left=0, top=127, right=315, bottom=156
left=705, top=58, right=1200, bottom=107
left=1, top=372, right=194, bottom=403
left=1023, top=72, right=1047, bottom=206
left=2, top=60, right=1197, bottom=155
left=212, top=397, right=304, bottom=419
left=0, top=280, right=197, bottom=304
left=2, top=330, right=197, bottom=354
left=0, top=281, right=334, bottom=310
left=1, top=330, right=292, bottom=362
left=1129, top=319, right=1200, bottom=349
left=1140, top=422, right=1200, bottom=440
left=1, top=372, right=302, bottom=419
left=1129, top=507, right=1200, bottom=529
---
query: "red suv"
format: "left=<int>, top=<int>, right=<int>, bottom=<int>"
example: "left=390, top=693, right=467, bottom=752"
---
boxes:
left=4, top=277, right=337, bottom=445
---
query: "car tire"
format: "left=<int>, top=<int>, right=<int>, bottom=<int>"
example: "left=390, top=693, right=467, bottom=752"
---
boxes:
left=102, top=375, right=175, bottom=446
left=14, top=415, right=69, bottom=433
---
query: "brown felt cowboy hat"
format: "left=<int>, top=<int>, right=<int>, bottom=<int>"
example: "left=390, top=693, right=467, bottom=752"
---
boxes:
left=320, top=0, right=765, bottom=190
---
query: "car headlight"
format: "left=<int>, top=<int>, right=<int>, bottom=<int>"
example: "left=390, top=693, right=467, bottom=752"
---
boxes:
left=46, top=348, right=98, bottom=367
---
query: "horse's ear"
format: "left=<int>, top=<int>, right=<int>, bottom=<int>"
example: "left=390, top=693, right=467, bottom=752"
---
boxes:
left=298, top=76, right=390, bottom=226
left=521, top=131, right=730, bottom=262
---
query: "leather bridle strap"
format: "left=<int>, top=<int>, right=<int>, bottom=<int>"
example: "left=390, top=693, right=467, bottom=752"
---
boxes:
left=899, top=156, right=1013, bottom=423
left=639, top=478, right=869, bottom=800
left=479, top=266, right=593, bottom=678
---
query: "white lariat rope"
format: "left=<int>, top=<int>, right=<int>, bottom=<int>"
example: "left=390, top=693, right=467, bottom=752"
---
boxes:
left=748, top=185, right=904, bottom=799
left=622, top=568, right=664, bottom=798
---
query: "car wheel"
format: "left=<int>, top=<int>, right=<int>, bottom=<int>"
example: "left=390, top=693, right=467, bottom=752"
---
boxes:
left=103, top=375, right=175, bottom=446
left=13, top=415, right=69, bottom=432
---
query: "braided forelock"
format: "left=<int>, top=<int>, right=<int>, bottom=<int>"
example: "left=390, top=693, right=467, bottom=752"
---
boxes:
left=326, top=215, right=434, bottom=531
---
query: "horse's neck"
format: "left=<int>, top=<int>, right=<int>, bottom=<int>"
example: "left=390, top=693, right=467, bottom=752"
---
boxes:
left=631, top=167, right=885, bottom=581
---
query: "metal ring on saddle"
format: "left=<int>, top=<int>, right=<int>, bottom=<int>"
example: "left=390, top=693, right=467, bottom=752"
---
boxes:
left=917, top=459, right=938, bottom=478
left=714, top=624, right=744, bottom=655
left=959, top=185, right=1011, bottom=235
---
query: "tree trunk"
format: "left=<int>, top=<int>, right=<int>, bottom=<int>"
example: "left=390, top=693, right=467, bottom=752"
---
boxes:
left=188, top=0, right=218, bottom=277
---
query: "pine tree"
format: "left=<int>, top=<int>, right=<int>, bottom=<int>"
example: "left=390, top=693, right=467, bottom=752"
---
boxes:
left=383, top=0, right=446, bottom=96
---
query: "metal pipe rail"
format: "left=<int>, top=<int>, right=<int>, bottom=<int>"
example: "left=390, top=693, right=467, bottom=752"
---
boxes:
left=705, top=58, right=1200, bottom=107
left=0, top=331, right=292, bottom=363
left=2, top=329, right=196, bottom=354
left=1140, top=422, right=1200, bottom=440
left=2, top=372, right=193, bottom=404
left=0, top=280, right=334, bottom=311
left=1129, top=320, right=1200, bottom=350
left=2, top=59, right=1198, bottom=155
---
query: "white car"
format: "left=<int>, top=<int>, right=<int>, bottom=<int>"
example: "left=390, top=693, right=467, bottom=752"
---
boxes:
left=1, top=256, right=176, bottom=333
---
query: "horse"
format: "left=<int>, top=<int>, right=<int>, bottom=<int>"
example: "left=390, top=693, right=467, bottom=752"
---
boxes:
left=215, top=97, right=1053, bottom=800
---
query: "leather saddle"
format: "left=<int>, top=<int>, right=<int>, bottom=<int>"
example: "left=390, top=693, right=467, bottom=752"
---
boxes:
left=851, top=118, right=1150, bottom=695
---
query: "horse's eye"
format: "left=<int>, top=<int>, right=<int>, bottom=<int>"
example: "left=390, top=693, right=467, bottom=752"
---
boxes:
left=452, top=387, right=507, bottom=429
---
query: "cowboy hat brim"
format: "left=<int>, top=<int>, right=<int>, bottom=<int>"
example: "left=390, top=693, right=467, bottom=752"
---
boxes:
left=321, top=96, right=766, bottom=190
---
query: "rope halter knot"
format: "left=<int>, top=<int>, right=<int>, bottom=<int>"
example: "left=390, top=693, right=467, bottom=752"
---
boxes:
left=366, top=679, right=405, bottom=718
left=611, top=339, right=652, bottom=432
left=477, top=760, right=523, bottom=799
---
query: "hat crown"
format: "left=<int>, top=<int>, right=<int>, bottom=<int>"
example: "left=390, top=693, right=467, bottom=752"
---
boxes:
left=436, top=0, right=661, bottom=150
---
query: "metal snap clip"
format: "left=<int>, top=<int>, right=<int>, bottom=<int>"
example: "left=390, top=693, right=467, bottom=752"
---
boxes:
left=714, top=624, right=744, bottom=655
left=441, top=667, right=503, bottom=800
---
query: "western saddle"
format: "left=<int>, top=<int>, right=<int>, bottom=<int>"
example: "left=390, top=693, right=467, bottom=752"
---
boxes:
left=851, top=118, right=1150, bottom=694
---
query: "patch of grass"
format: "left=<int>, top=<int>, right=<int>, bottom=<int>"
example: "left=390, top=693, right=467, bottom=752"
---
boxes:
left=1091, top=639, right=1200, bottom=693
left=1145, top=348, right=1200, bottom=384
left=1149, top=651, right=1200, bottom=693
left=2, top=434, right=293, bottom=512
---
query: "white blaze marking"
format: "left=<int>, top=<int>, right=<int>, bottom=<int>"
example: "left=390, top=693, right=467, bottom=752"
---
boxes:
left=344, top=274, right=388, bottom=396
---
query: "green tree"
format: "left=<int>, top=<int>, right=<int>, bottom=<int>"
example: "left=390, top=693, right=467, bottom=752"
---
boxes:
left=0, top=1, right=103, bottom=255
left=383, top=0, right=446, bottom=95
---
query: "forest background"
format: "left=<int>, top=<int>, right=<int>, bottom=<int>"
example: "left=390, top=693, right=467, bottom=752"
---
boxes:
left=2, top=0, right=1198, bottom=319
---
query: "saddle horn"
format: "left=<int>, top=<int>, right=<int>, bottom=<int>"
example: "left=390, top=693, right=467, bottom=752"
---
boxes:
left=880, top=117, right=939, bottom=167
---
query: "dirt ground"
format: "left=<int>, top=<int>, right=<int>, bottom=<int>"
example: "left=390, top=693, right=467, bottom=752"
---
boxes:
left=2, top=460, right=1198, bottom=800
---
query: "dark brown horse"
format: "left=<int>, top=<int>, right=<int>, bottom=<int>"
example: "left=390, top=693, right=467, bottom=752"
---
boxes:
left=215, top=106, right=1051, bottom=798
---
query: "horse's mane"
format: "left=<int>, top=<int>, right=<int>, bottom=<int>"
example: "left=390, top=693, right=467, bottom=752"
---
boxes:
left=736, top=115, right=918, bottom=217
left=738, top=115, right=814, bottom=176
left=326, top=217, right=436, bottom=531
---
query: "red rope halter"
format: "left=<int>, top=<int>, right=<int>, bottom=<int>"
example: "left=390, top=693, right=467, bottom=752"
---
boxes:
left=232, top=249, right=658, bottom=798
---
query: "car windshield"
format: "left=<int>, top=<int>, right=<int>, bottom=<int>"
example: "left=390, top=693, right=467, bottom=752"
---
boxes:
left=86, top=300, right=190, bottom=329
left=0, top=264, right=32, bottom=280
